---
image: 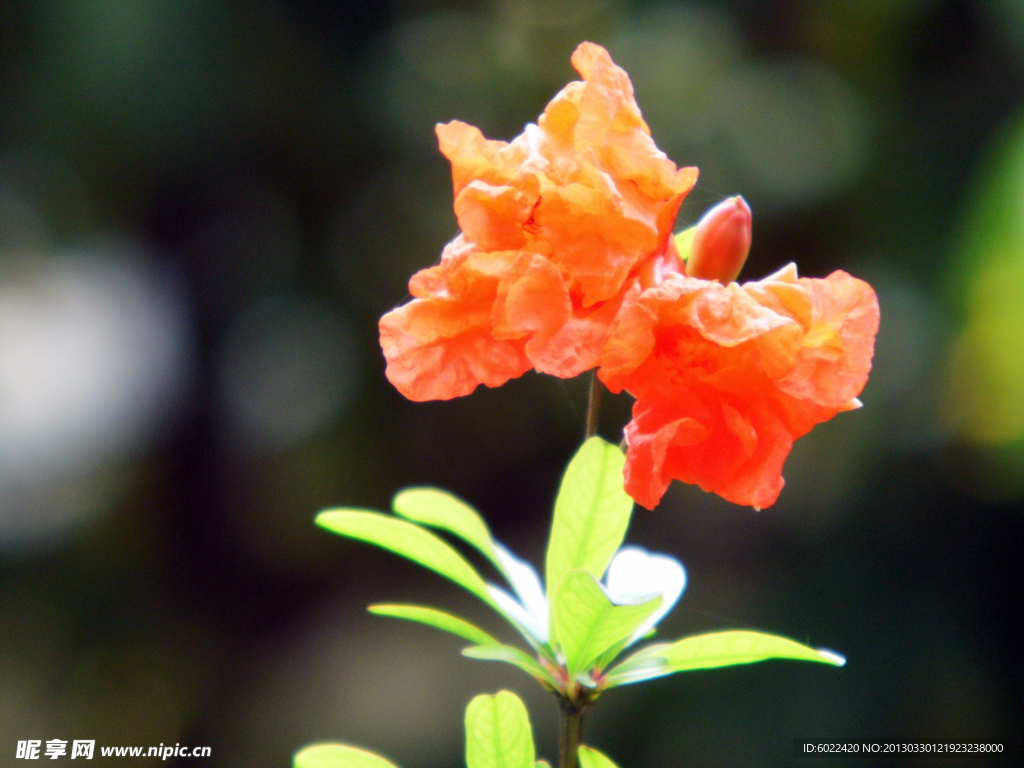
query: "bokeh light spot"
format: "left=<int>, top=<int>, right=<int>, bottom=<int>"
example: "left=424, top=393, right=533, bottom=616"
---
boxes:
left=0, top=246, right=188, bottom=547
left=217, top=293, right=362, bottom=453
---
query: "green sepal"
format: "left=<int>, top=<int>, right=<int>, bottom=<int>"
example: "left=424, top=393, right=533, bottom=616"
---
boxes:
left=604, top=630, right=846, bottom=687
left=551, top=570, right=661, bottom=677
left=465, top=690, right=536, bottom=768
left=294, top=744, right=399, bottom=768
left=316, top=510, right=494, bottom=607
left=368, top=604, right=498, bottom=647
left=545, top=438, right=633, bottom=645
left=392, top=488, right=506, bottom=575
left=673, top=225, right=696, bottom=263
left=577, top=745, right=620, bottom=768
left=463, top=644, right=560, bottom=689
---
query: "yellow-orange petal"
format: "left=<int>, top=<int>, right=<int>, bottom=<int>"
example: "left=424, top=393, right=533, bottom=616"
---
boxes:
left=773, top=271, right=879, bottom=409
left=532, top=185, right=657, bottom=305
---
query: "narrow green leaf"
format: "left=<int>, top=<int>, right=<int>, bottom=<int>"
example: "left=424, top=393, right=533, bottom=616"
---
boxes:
left=465, top=690, right=536, bottom=768
left=551, top=570, right=661, bottom=676
left=392, top=488, right=552, bottom=655
left=294, top=744, right=399, bottom=768
left=661, top=630, right=846, bottom=670
left=577, top=745, right=620, bottom=768
left=598, top=643, right=668, bottom=687
left=392, top=488, right=503, bottom=572
left=462, top=644, right=560, bottom=689
left=368, top=604, right=498, bottom=647
left=604, top=630, right=845, bottom=687
left=316, top=510, right=493, bottom=606
left=545, top=438, right=633, bottom=631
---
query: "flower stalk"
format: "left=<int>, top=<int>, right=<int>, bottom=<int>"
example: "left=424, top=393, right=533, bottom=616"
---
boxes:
left=558, top=697, right=586, bottom=768
left=585, top=370, right=602, bottom=439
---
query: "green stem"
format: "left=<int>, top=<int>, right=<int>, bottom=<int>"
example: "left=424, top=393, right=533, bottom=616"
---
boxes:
left=558, top=698, right=586, bottom=768
left=585, top=371, right=602, bottom=439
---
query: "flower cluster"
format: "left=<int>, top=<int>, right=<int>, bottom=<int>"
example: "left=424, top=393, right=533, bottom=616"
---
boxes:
left=379, top=42, right=879, bottom=510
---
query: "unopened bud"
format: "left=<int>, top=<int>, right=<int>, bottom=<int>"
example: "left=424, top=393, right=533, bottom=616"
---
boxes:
left=685, top=196, right=752, bottom=284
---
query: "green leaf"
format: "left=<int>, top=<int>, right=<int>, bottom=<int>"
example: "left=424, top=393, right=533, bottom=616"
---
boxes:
left=597, top=644, right=667, bottom=686
left=392, top=488, right=504, bottom=573
left=604, top=630, right=845, bottom=686
left=536, top=762, right=551, bottom=768
left=462, top=644, right=560, bottom=689
left=590, top=640, right=630, bottom=674
left=577, top=745, right=620, bottom=768
left=545, top=438, right=633, bottom=635
left=368, top=604, right=498, bottom=647
left=465, top=690, right=536, bottom=768
left=316, top=510, right=494, bottom=606
left=551, top=570, right=661, bottom=677
left=294, top=744, right=399, bottom=768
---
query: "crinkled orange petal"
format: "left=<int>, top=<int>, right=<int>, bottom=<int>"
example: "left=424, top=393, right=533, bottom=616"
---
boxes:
left=607, top=266, right=879, bottom=509
left=774, top=271, right=880, bottom=408
left=436, top=121, right=528, bottom=196
left=599, top=274, right=799, bottom=393
left=622, top=360, right=793, bottom=510
left=380, top=300, right=531, bottom=402
left=380, top=241, right=531, bottom=401
left=493, top=252, right=571, bottom=343
left=519, top=43, right=697, bottom=306
left=454, top=180, right=536, bottom=251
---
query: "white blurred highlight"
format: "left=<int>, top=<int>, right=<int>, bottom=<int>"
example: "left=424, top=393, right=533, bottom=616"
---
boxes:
left=604, top=546, right=686, bottom=645
left=0, top=247, right=188, bottom=547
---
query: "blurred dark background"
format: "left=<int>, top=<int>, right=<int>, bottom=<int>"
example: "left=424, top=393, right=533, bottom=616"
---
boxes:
left=1, top=1, right=1022, bottom=766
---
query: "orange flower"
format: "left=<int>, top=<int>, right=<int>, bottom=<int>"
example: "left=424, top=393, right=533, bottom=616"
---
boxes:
left=599, top=264, right=879, bottom=509
left=380, top=42, right=697, bottom=401
left=378, top=41, right=880, bottom=513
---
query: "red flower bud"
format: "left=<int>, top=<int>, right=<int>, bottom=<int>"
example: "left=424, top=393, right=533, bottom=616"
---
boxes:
left=685, top=196, right=752, bottom=284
